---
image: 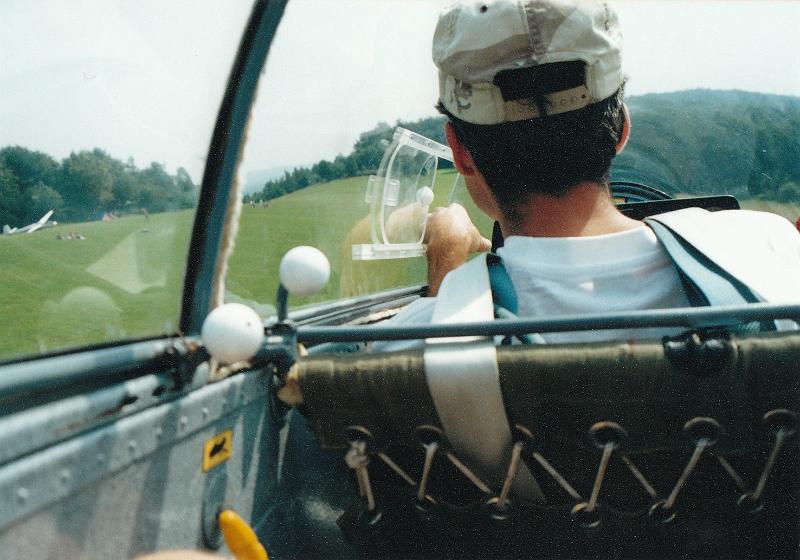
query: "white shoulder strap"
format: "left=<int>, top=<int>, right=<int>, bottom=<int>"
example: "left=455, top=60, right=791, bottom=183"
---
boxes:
left=650, top=208, right=800, bottom=303
left=424, top=255, right=543, bottom=500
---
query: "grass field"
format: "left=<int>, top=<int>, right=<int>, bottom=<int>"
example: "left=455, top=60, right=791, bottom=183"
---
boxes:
left=0, top=211, right=193, bottom=359
left=0, top=170, right=467, bottom=360
left=2, top=170, right=797, bottom=361
left=227, top=169, right=490, bottom=305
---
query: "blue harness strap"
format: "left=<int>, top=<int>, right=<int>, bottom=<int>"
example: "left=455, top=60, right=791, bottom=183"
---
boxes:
left=487, top=253, right=543, bottom=344
left=487, top=252, right=518, bottom=314
left=645, top=219, right=758, bottom=305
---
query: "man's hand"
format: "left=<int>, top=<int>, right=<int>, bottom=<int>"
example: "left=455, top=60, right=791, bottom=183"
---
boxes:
left=424, top=203, right=491, bottom=296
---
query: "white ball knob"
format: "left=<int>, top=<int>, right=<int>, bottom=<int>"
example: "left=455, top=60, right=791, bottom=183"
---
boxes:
left=279, top=246, right=330, bottom=296
left=416, top=186, right=434, bottom=206
left=201, top=303, right=263, bottom=364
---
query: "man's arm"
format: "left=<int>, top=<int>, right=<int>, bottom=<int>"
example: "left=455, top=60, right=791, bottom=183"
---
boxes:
left=425, top=203, right=491, bottom=296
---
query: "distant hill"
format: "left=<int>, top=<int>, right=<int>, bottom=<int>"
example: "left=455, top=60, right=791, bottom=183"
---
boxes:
left=615, top=89, right=800, bottom=198
left=249, top=89, right=800, bottom=204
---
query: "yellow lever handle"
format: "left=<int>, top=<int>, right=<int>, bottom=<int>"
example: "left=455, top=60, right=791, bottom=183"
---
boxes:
left=218, top=509, right=269, bottom=560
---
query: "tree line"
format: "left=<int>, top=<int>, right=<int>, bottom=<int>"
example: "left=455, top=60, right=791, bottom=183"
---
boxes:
left=4, top=90, right=797, bottom=227
left=248, top=89, right=800, bottom=205
left=0, top=146, right=197, bottom=227
left=246, top=116, right=452, bottom=204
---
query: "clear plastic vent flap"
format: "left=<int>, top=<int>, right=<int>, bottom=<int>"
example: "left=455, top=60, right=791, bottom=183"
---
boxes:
left=352, top=127, right=456, bottom=260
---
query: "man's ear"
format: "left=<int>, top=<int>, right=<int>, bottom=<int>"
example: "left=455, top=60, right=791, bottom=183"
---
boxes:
left=616, top=103, right=631, bottom=154
left=445, top=123, right=478, bottom=176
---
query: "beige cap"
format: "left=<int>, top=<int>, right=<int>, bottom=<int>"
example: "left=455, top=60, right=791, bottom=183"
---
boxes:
left=433, top=0, right=623, bottom=124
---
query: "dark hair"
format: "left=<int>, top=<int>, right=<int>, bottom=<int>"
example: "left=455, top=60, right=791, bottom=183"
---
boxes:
left=438, top=85, right=625, bottom=217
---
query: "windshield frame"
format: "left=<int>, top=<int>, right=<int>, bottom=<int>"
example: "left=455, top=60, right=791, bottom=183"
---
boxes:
left=180, top=0, right=289, bottom=336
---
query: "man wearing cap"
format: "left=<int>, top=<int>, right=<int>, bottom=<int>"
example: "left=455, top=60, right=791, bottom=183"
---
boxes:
left=370, top=0, right=800, bottom=352
left=374, top=0, right=694, bottom=349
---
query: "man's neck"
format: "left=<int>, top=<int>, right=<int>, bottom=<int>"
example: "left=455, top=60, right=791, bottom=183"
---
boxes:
left=500, top=181, right=642, bottom=238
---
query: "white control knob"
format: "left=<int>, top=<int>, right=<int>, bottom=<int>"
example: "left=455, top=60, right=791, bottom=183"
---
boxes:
left=279, top=246, right=330, bottom=296
left=201, top=303, right=263, bottom=364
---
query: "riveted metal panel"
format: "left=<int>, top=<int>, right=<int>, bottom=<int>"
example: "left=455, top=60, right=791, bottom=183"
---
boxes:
left=0, top=369, right=280, bottom=559
left=0, top=372, right=179, bottom=467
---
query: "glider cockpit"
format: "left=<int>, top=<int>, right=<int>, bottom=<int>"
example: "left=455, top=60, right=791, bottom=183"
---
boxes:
left=1, top=1, right=799, bottom=559
left=256, top=170, right=800, bottom=559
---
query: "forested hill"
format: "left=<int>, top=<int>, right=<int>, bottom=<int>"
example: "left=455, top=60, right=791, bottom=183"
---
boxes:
left=252, top=89, right=800, bottom=204
left=615, top=90, right=800, bottom=198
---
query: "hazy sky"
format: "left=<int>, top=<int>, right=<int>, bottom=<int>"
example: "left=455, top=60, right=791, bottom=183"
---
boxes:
left=0, top=0, right=252, bottom=180
left=2, top=1, right=799, bottom=182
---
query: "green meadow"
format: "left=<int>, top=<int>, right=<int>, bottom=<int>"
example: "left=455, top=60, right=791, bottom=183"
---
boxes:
left=0, top=211, right=193, bottom=360
left=0, top=170, right=465, bottom=360
left=1, top=168, right=796, bottom=361
left=227, top=169, right=489, bottom=306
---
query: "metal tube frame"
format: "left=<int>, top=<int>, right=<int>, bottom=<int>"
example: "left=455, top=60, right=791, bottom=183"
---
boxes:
left=296, top=302, right=800, bottom=344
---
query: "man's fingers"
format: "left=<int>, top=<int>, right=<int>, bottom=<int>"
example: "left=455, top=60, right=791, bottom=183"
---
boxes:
left=424, top=204, right=491, bottom=252
left=476, top=235, right=492, bottom=253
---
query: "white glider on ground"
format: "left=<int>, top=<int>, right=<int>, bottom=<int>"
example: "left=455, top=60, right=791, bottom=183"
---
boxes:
left=2, top=210, right=56, bottom=235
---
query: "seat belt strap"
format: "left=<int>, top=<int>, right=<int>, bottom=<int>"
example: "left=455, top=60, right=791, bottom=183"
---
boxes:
left=424, top=255, right=543, bottom=501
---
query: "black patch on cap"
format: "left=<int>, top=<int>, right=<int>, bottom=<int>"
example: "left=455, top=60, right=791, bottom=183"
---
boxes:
left=493, top=61, right=586, bottom=102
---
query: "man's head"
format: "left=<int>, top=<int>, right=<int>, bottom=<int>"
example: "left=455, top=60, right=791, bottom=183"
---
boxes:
left=432, top=0, right=627, bottom=219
